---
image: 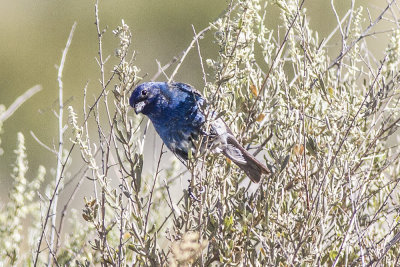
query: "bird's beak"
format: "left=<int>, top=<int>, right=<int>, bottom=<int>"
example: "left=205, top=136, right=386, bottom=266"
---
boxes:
left=134, top=101, right=145, bottom=114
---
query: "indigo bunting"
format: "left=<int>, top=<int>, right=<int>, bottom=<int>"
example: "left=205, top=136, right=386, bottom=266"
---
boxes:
left=129, top=82, right=270, bottom=182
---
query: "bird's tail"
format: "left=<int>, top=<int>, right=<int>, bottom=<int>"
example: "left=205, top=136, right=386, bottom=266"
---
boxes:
left=222, top=136, right=271, bottom=183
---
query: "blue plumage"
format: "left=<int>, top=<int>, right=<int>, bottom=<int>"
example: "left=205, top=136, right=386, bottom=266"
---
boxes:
left=129, top=82, right=270, bottom=182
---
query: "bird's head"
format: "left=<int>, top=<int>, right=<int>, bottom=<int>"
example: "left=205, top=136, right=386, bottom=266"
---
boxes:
left=129, top=82, right=163, bottom=115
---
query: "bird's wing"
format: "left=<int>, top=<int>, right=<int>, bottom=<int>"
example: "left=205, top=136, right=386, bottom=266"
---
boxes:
left=224, top=135, right=271, bottom=183
left=225, top=142, right=247, bottom=164
left=171, top=82, right=205, bottom=108
left=208, top=118, right=246, bottom=164
left=210, top=118, right=271, bottom=183
left=171, top=82, right=203, bottom=98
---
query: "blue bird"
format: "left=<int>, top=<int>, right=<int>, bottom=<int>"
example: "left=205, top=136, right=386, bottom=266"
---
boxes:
left=129, top=82, right=270, bottom=182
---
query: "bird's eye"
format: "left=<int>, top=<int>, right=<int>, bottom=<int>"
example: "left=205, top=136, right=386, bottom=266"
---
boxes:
left=141, top=90, right=147, bottom=96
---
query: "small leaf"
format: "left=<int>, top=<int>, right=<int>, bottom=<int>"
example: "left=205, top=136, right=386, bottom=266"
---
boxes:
left=123, top=232, right=131, bottom=239
left=224, top=215, right=234, bottom=229
left=188, top=148, right=193, bottom=160
left=238, top=18, right=243, bottom=29
left=306, top=137, right=318, bottom=157
left=260, top=247, right=267, bottom=257
left=256, top=113, right=265, bottom=122
left=250, top=84, right=258, bottom=96
left=329, top=250, right=338, bottom=260
left=82, top=213, right=92, bottom=222
left=274, top=1, right=288, bottom=12
left=88, top=198, right=97, bottom=207
left=93, top=203, right=99, bottom=219
left=328, top=87, right=334, bottom=97
left=319, top=76, right=326, bottom=94
left=280, top=155, right=290, bottom=171
left=134, top=153, right=143, bottom=192
left=128, top=244, right=138, bottom=252
left=293, top=144, right=304, bottom=156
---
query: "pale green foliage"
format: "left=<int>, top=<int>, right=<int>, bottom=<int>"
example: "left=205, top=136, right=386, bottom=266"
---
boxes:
left=2, top=0, right=400, bottom=266
left=65, top=20, right=181, bottom=266
left=69, top=0, right=399, bottom=265
left=155, top=0, right=400, bottom=265
left=386, top=29, right=400, bottom=72
left=56, top=209, right=100, bottom=266
left=0, top=133, right=45, bottom=265
left=68, top=106, right=102, bottom=177
left=201, top=0, right=400, bottom=265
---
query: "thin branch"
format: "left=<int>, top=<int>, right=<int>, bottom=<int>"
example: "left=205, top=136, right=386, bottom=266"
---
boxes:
left=32, top=22, right=77, bottom=267
left=144, top=144, right=166, bottom=234
left=55, top=168, right=87, bottom=253
left=0, top=85, right=42, bottom=122
left=328, top=0, right=396, bottom=69
left=247, top=0, right=305, bottom=125
left=192, top=25, right=207, bottom=85
left=151, top=57, right=178, bottom=81
left=30, top=130, right=57, bottom=154
left=48, top=21, right=77, bottom=267
left=168, top=25, right=211, bottom=83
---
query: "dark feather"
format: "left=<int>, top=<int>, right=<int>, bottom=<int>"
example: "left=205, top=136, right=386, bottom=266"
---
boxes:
left=130, top=82, right=272, bottom=183
left=222, top=136, right=270, bottom=183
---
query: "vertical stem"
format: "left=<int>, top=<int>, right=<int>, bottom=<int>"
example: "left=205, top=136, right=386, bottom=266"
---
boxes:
left=94, top=1, right=108, bottom=264
left=47, top=22, right=77, bottom=266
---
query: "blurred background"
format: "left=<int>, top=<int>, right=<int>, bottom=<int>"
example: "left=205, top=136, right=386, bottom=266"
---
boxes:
left=0, top=0, right=389, bottom=202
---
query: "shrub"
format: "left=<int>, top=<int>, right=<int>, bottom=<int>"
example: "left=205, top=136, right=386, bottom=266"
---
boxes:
left=2, top=0, right=400, bottom=266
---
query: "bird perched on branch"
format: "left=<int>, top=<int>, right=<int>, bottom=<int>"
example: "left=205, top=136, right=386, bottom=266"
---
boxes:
left=129, top=82, right=270, bottom=182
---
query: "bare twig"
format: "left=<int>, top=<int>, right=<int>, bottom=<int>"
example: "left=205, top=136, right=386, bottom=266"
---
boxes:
left=55, top=167, right=88, bottom=253
left=247, top=0, right=305, bottom=126
left=34, top=137, right=75, bottom=266
left=0, top=85, right=42, bottom=122
left=328, top=0, right=396, bottom=69
left=47, top=21, right=77, bottom=267
left=168, top=25, right=211, bottom=83
left=192, top=25, right=207, bottom=85
left=144, top=144, right=166, bottom=234
left=30, top=130, right=57, bottom=154
left=151, top=57, right=178, bottom=81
